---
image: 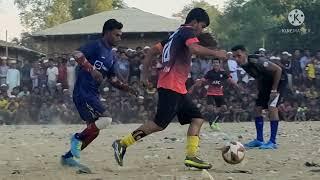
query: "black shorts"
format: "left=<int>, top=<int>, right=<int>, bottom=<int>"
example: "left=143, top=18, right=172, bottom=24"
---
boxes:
left=154, top=88, right=203, bottom=129
left=256, top=80, right=287, bottom=109
left=207, top=95, right=225, bottom=107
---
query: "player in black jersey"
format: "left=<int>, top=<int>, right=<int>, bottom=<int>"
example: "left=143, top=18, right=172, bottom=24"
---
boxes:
left=232, top=45, right=287, bottom=150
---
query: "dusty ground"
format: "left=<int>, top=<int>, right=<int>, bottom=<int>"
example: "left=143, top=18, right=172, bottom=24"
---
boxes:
left=1, top=121, right=320, bottom=180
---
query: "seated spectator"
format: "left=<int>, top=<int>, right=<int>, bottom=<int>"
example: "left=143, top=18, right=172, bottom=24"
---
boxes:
left=295, top=103, right=307, bottom=121
left=0, top=94, right=8, bottom=110
left=17, top=86, right=30, bottom=98
left=279, top=100, right=293, bottom=121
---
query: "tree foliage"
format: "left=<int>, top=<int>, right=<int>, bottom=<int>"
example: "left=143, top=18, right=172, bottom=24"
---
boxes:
left=176, top=0, right=320, bottom=51
left=14, top=0, right=126, bottom=32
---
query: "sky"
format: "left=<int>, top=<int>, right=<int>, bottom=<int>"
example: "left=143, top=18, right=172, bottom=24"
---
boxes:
left=0, top=0, right=229, bottom=41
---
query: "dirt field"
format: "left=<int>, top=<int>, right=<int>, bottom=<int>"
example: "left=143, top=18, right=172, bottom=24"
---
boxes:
left=1, top=121, right=320, bottom=180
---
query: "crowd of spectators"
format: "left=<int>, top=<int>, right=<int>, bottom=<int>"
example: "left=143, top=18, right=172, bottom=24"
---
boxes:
left=0, top=46, right=319, bottom=125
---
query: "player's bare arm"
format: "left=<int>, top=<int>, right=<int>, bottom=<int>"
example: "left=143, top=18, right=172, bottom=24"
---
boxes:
left=265, top=62, right=283, bottom=92
left=72, top=50, right=103, bottom=82
left=187, top=43, right=227, bottom=60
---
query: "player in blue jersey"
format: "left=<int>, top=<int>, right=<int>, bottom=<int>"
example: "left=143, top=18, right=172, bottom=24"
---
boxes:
left=61, top=19, right=138, bottom=171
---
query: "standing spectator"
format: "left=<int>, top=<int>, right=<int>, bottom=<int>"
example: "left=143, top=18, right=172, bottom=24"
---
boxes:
left=20, top=60, right=32, bottom=89
left=30, top=62, right=40, bottom=89
left=0, top=58, right=9, bottom=85
left=67, top=58, right=76, bottom=96
left=281, top=51, right=293, bottom=90
left=115, top=52, right=130, bottom=83
left=314, top=50, right=320, bottom=90
left=46, top=59, right=59, bottom=95
left=200, top=58, right=212, bottom=75
left=6, top=61, right=20, bottom=96
left=39, top=60, right=48, bottom=88
left=227, top=52, right=238, bottom=83
left=129, top=54, right=141, bottom=83
left=57, top=58, right=68, bottom=89
left=258, top=48, right=266, bottom=56
left=291, top=49, right=303, bottom=85
left=305, top=58, right=316, bottom=87
left=191, top=57, right=201, bottom=80
left=300, top=49, right=312, bottom=79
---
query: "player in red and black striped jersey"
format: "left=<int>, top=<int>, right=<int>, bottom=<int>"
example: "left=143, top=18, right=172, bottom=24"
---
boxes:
left=190, top=59, right=242, bottom=127
left=112, top=8, right=227, bottom=170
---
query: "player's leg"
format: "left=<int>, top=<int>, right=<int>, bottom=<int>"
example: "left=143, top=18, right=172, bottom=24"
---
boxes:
left=112, top=88, right=178, bottom=166
left=211, top=96, right=225, bottom=130
left=260, top=80, right=287, bottom=149
left=178, top=94, right=212, bottom=169
left=112, top=120, right=163, bottom=166
left=206, top=96, right=215, bottom=126
left=63, top=97, right=110, bottom=160
left=244, top=85, right=267, bottom=149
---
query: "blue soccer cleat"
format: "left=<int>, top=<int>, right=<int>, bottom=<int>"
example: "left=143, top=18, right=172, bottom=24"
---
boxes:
left=244, top=139, right=264, bottom=149
left=259, top=141, right=278, bottom=149
left=70, top=134, right=82, bottom=158
left=61, top=156, right=91, bottom=173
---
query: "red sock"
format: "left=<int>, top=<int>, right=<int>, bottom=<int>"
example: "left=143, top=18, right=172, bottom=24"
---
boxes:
left=77, top=123, right=100, bottom=150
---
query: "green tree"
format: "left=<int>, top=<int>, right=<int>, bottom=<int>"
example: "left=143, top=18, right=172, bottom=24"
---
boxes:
left=14, top=0, right=53, bottom=32
left=71, top=0, right=126, bottom=20
left=46, top=0, right=72, bottom=28
left=15, top=0, right=126, bottom=32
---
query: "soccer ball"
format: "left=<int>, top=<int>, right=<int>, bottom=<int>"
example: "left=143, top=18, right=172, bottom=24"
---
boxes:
left=221, top=141, right=245, bottom=164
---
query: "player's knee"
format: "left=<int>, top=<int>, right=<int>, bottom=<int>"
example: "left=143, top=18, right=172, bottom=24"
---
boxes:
left=95, top=117, right=112, bottom=130
left=269, top=107, right=279, bottom=119
left=191, top=118, right=204, bottom=126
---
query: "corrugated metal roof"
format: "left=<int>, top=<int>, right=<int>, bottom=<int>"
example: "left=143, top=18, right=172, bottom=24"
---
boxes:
left=33, top=8, right=182, bottom=36
left=0, top=40, right=43, bottom=54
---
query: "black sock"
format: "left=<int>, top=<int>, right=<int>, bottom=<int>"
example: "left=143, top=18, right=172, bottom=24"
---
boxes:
left=64, top=150, right=73, bottom=158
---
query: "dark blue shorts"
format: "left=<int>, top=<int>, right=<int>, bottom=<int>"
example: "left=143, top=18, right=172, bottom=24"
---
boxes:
left=73, top=95, right=106, bottom=122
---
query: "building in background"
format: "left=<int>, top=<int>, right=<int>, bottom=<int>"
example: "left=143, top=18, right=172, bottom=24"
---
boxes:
left=0, top=40, right=44, bottom=61
left=31, top=8, right=182, bottom=56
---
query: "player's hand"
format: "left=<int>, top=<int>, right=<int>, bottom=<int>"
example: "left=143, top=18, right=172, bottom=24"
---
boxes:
left=90, top=69, right=103, bottom=82
left=214, top=50, right=227, bottom=60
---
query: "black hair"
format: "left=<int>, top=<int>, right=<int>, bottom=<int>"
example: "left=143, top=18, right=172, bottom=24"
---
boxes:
left=102, top=19, right=123, bottom=36
left=185, top=8, right=210, bottom=27
left=198, top=33, right=217, bottom=48
left=231, top=45, right=247, bottom=52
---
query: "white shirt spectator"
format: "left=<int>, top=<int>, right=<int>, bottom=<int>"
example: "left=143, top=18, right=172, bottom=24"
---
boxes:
left=46, top=66, right=59, bottom=82
left=300, top=56, right=311, bottom=77
left=0, top=64, right=8, bottom=85
left=67, top=64, right=76, bottom=95
left=227, top=59, right=238, bottom=82
left=200, top=59, right=212, bottom=75
left=30, top=67, right=39, bottom=88
left=6, top=67, right=20, bottom=95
